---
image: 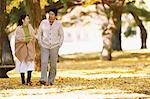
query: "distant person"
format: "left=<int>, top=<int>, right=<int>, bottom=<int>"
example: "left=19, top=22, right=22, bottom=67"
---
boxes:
left=15, top=14, right=36, bottom=85
left=38, top=7, right=64, bottom=85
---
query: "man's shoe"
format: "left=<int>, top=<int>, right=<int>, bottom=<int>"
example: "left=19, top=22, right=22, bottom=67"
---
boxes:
left=39, top=81, right=46, bottom=85
left=48, top=82, right=53, bottom=86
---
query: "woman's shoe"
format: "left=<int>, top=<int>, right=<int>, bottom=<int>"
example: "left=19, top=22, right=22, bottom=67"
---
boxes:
left=26, top=81, right=32, bottom=86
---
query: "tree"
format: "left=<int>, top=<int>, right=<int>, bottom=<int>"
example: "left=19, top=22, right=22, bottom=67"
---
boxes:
left=124, top=1, right=148, bottom=49
left=101, top=23, right=114, bottom=60
left=4, top=0, right=150, bottom=63
left=83, top=0, right=125, bottom=60
left=24, top=0, right=42, bottom=71
left=0, top=0, right=14, bottom=78
left=0, top=0, right=14, bottom=65
left=96, top=0, right=124, bottom=60
left=103, top=0, right=125, bottom=51
left=84, top=0, right=149, bottom=60
left=24, top=0, right=42, bottom=28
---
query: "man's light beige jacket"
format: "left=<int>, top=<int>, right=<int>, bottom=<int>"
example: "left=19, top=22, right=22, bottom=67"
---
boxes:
left=38, top=19, right=64, bottom=49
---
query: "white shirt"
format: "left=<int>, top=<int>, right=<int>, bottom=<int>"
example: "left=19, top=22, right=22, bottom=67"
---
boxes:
left=38, top=19, right=64, bottom=49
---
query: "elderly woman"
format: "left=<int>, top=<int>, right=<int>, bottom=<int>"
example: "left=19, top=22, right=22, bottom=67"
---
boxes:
left=38, top=7, right=64, bottom=85
left=15, top=14, right=36, bottom=85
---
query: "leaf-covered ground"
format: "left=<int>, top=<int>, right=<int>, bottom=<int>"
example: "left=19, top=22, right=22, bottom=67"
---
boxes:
left=1, top=49, right=150, bottom=98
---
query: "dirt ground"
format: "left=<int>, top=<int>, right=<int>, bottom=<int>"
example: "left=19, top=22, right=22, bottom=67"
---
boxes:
left=1, top=49, right=150, bottom=98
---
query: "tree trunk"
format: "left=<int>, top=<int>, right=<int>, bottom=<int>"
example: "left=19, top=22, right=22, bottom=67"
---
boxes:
left=100, top=0, right=125, bottom=60
left=0, top=0, right=4, bottom=64
left=0, top=0, right=14, bottom=65
left=130, top=12, right=147, bottom=49
left=24, top=0, right=42, bottom=28
left=103, top=0, right=125, bottom=51
left=24, top=0, right=42, bottom=71
left=0, top=0, right=15, bottom=78
left=112, top=10, right=122, bottom=51
left=101, top=24, right=113, bottom=60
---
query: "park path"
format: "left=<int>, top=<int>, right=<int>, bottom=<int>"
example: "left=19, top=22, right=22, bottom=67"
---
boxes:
left=1, top=88, right=150, bottom=99
left=1, top=72, right=150, bottom=99
left=57, top=72, right=150, bottom=79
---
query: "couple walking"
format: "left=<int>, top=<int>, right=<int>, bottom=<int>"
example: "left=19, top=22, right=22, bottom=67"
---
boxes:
left=15, top=7, right=64, bottom=86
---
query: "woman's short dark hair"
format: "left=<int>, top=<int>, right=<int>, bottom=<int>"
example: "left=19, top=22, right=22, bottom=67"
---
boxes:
left=18, top=14, right=29, bottom=26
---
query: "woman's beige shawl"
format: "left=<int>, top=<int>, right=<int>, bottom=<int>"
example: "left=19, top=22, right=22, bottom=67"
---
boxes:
left=15, top=24, right=36, bottom=62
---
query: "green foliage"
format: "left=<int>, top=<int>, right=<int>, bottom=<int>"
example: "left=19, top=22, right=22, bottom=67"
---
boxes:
left=6, top=0, right=23, bottom=13
left=102, top=6, right=112, bottom=20
left=61, top=0, right=67, bottom=11
left=124, top=2, right=150, bottom=21
left=122, top=1, right=150, bottom=38
left=60, top=0, right=65, bottom=3
left=5, top=0, right=25, bottom=24
left=124, top=26, right=136, bottom=37
left=6, top=0, right=69, bottom=25
left=48, top=0, right=53, bottom=3
left=9, top=2, right=25, bottom=24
